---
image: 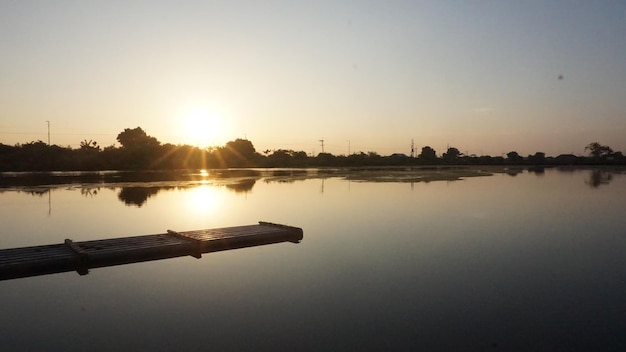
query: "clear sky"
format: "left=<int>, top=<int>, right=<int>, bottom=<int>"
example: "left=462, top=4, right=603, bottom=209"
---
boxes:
left=1, top=1, right=625, bottom=157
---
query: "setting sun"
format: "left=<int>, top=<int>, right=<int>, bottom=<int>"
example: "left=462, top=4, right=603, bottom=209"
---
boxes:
left=179, top=105, right=224, bottom=147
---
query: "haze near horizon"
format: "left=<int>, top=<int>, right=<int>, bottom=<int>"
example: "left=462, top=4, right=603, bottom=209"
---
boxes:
left=1, top=1, right=625, bottom=157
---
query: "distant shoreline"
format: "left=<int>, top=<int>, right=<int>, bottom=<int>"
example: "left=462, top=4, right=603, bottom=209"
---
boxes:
left=2, top=135, right=624, bottom=172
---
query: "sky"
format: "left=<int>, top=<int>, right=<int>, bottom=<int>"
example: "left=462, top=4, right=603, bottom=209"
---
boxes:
left=1, top=0, right=625, bottom=157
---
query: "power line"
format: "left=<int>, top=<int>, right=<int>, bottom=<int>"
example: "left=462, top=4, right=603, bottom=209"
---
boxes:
left=0, top=131, right=116, bottom=136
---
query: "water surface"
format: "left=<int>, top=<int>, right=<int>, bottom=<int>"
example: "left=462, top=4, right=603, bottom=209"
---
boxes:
left=1, top=167, right=625, bottom=351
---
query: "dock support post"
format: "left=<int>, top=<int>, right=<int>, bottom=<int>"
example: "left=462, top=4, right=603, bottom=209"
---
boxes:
left=167, top=230, right=202, bottom=259
left=64, top=239, right=89, bottom=275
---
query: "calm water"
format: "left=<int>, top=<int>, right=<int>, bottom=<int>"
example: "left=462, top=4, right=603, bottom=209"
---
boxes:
left=1, top=168, right=625, bottom=351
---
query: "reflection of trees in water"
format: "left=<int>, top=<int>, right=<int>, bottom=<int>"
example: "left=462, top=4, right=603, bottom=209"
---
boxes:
left=505, top=168, right=523, bottom=177
left=0, top=188, right=50, bottom=196
left=117, top=187, right=161, bottom=207
left=527, top=166, right=545, bottom=175
left=116, top=180, right=257, bottom=206
left=213, top=169, right=261, bottom=178
left=225, top=179, right=256, bottom=193
left=80, top=187, right=100, bottom=197
left=24, top=189, right=50, bottom=196
left=270, top=170, right=309, bottom=178
left=585, top=169, right=614, bottom=188
left=263, top=169, right=312, bottom=184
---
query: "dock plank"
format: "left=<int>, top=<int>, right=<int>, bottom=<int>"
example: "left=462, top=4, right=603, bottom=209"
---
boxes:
left=0, top=222, right=303, bottom=281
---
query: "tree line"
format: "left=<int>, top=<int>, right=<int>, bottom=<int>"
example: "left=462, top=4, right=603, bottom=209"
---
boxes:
left=0, top=127, right=624, bottom=171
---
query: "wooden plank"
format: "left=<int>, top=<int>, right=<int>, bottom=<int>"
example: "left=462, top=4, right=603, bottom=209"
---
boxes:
left=0, top=244, right=78, bottom=279
left=0, top=222, right=303, bottom=281
left=171, top=222, right=303, bottom=253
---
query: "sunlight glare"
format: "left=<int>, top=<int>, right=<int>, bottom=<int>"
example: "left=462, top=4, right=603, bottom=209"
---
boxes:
left=179, top=105, right=223, bottom=147
left=185, top=185, right=221, bottom=214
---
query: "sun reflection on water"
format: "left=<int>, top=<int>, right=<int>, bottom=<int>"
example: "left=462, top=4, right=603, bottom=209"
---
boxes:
left=184, top=185, right=221, bottom=214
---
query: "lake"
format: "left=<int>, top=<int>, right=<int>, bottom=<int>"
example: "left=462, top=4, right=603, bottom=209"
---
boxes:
left=1, top=167, right=625, bottom=351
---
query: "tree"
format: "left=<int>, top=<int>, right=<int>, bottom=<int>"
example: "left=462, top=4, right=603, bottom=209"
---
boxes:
left=225, top=139, right=256, bottom=160
left=267, top=149, right=291, bottom=164
left=315, top=152, right=336, bottom=166
left=215, top=139, right=258, bottom=167
left=114, top=127, right=162, bottom=169
left=585, top=142, right=613, bottom=158
left=418, top=146, right=437, bottom=162
left=79, top=139, right=100, bottom=150
left=442, top=147, right=461, bottom=161
left=292, top=151, right=308, bottom=160
left=116, top=127, right=160, bottom=149
left=506, top=151, right=523, bottom=163
left=527, top=152, right=546, bottom=164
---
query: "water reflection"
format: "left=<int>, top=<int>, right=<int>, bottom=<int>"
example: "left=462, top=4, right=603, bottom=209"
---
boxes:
left=2, top=167, right=626, bottom=351
left=224, top=179, right=256, bottom=193
left=2, top=167, right=625, bottom=206
left=586, top=169, right=614, bottom=188
left=80, top=187, right=100, bottom=197
left=117, top=187, right=162, bottom=206
left=504, top=168, right=524, bottom=176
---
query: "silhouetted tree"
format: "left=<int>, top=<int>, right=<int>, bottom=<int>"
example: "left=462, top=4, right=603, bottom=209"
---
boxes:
left=528, top=152, right=546, bottom=164
left=293, top=151, right=308, bottom=161
left=265, top=149, right=292, bottom=167
left=0, top=143, right=17, bottom=171
left=215, top=138, right=258, bottom=167
left=116, top=127, right=160, bottom=149
left=15, top=141, right=71, bottom=170
left=79, top=139, right=100, bottom=150
left=263, top=149, right=308, bottom=167
left=226, top=139, right=256, bottom=158
left=418, top=146, right=437, bottom=162
left=315, top=152, right=336, bottom=166
left=585, top=142, right=613, bottom=158
left=506, top=151, right=524, bottom=164
left=75, top=139, right=104, bottom=170
left=442, top=147, right=461, bottom=162
left=114, top=127, right=162, bottom=169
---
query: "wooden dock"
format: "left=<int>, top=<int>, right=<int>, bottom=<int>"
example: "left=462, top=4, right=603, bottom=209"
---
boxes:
left=0, top=222, right=303, bottom=281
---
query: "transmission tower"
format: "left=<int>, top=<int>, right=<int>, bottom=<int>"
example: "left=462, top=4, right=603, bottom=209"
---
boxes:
left=319, top=139, right=325, bottom=153
left=411, top=139, right=415, bottom=158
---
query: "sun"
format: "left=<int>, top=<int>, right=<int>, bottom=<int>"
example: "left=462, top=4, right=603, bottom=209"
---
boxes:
left=180, top=106, right=223, bottom=147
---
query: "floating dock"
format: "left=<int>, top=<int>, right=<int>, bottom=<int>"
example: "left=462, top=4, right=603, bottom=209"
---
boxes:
left=0, top=222, right=303, bottom=281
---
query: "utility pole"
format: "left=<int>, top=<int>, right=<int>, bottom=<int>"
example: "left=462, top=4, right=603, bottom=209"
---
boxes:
left=411, top=139, right=415, bottom=158
left=319, top=139, right=325, bottom=153
left=348, top=140, right=351, bottom=156
left=46, top=121, right=50, bottom=145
